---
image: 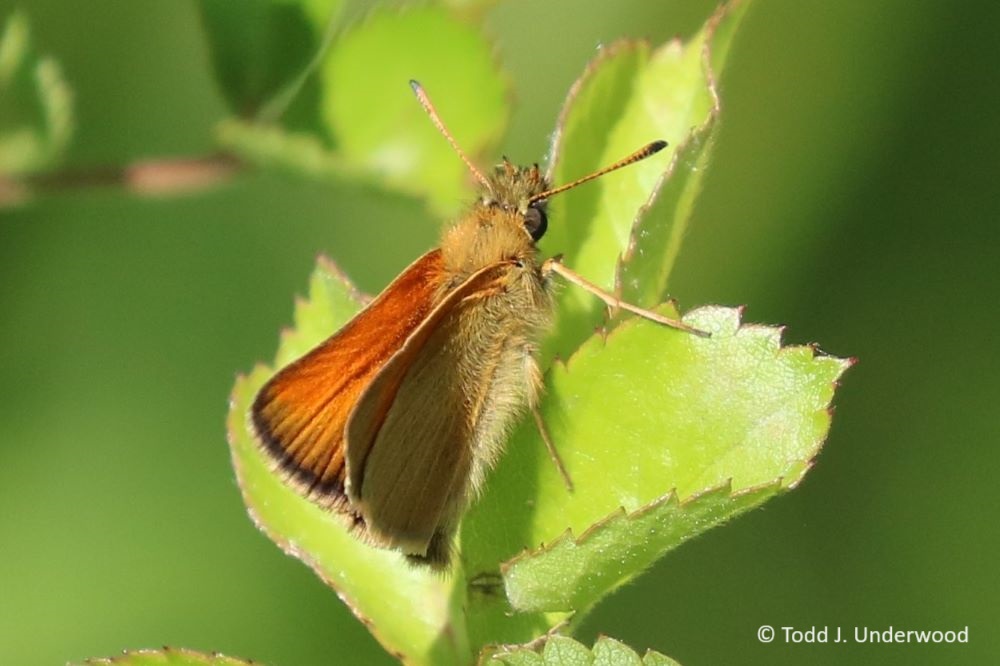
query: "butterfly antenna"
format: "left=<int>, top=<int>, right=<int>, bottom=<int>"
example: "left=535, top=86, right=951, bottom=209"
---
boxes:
left=409, top=80, right=491, bottom=190
left=527, top=140, right=668, bottom=204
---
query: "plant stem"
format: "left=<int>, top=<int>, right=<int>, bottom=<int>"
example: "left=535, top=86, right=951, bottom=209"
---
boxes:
left=0, top=153, right=242, bottom=207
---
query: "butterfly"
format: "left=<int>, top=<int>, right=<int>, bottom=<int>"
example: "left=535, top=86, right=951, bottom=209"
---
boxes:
left=251, top=80, right=706, bottom=568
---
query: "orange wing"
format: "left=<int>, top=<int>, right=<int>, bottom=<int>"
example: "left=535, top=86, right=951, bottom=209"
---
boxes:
left=251, top=249, right=446, bottom=513
left=344, top=260, right=516, bottom=558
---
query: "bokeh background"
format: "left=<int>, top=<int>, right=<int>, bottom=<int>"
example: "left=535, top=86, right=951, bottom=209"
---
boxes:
left=2, top=1, right=998, bottom=665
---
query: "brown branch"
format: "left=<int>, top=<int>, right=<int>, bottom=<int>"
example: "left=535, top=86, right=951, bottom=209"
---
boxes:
left=0, top=153, right=243, bottom=207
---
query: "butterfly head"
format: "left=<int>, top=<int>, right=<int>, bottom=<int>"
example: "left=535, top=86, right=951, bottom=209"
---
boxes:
left=409, top=79, right=667, bottom=248
left=480, top=160, right=550, bottom=241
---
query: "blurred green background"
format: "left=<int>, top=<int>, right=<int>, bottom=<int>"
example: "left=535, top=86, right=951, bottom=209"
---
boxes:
left=2, top=1, right=998, bottom=665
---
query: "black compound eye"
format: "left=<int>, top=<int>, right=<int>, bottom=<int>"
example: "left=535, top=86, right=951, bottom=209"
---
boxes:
left=524, top=205, right=548, bottom=240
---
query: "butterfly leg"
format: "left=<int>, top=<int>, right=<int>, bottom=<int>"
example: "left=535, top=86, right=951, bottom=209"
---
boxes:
left=532, top=405, right=574, bottom=492
left=542, top=257, right=710, bottom=337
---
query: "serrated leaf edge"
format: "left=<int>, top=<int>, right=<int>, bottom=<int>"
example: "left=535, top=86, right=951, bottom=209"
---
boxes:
left=615, top=0, right=744, bottom=298
left=480, top=633, right=678, bottom=666
left=504, top=304, right=851, bottom=573
left=225, top=257, right=414, bottom=665
left=498, top=477, right=780, bottom=578
left=226, top=374, right=413, bottom=666
left=544, top=38, right=648, bottom=180
left=476, top=619, right=575, bottom=665
left=614, top=118, right=716, bottom=297
left=550, top=303, right=851, bottom=391
left=316, top=252, right=372, bottom=303
left=74, top=645, right=257, bottom=666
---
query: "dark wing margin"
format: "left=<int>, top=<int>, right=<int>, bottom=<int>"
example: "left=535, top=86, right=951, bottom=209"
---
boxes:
left=250, top=249, right=445, bottom=514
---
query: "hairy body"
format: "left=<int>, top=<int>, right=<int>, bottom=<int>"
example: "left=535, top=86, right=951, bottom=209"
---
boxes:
left=253, top=163, right=555, bottom=567
left=250, top=80, right=689, bottom=568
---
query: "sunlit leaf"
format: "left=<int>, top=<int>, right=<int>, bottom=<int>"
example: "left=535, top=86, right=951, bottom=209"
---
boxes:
left=319, top=6, right=507, bottom=214
left=463, top=306, right=850, bottom=626
left=0, top=10, right=73, bottom=175
left=73, top=647, right=254, bottom=666
left=541, top=0, right=749, bottom=361
left=483, top=635, right=681, bottom=666
left=227, top=2, right=851, bottom=663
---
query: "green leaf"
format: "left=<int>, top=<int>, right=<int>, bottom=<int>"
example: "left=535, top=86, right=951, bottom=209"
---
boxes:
left=483, top=650, right=543, bottom=666
left=462, top=306, right=850, bottom=621
left=215, top=117, right=352, bottom=180
left=541, top=635, right=592, bottom=666
left=73, top=647, right=254, bottom=666
left=540, top=0, right=749, bottom=361
left=196, top=0, right=342, bottom=117
left=319, top=6, right=507, bottom=214
left=226, top=257, right=470, bottom=666
left=213, top=6, right=507, bottom=213
left=615, top=121, right=714, bottom=311
left=592, top=637, right=643, bottom=666
left=0, top=10, right=73, bottom=175
left=502, top=483, right=779, bottom=612
left=227, top=1, right=851, bottom=661
left=483, top=635, right=680, bottom=666
left=641, top=650, right=682, bottom=666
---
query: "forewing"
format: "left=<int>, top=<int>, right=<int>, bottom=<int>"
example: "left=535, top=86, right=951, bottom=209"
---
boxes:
left=346, top=261, right=515, bottom=554
left=251, top=250, right=445, bottom=512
